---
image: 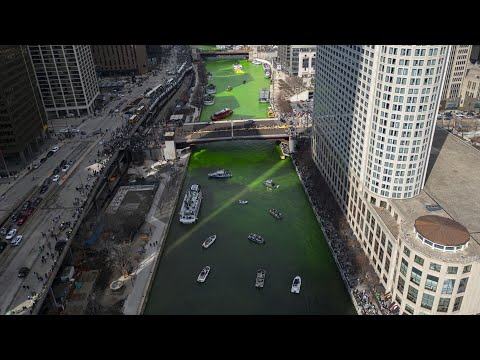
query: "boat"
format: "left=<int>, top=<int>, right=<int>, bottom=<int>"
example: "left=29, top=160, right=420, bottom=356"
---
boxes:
left=179, top=184, right=203, bottom=224
left=259, top=87, right=270, bottom=103
left=207, top=72, right=213, bottom=80
left=226, top=85, right=233, bottom=91
left=280, top=141, right=290, bottom=157
left=264, top=72, right=271, bottom=79
left=252, top=60, right=261, bottom=65
left=202, top=235, right=216, bottom=249
left=291, top=276, right=301, bottom=293
left=211, top=108, right=233, bottom=121
left=203, top=94, right=215, bottom=106
left=233, top=64, right=243, bottom=70
left=248, top=233, right=265, bottom=245
left=263, top=179, right=279, bottom=189
left=197, top=266, right=211, bottom=282
left=269, top=208, right=283, bottom=220
left=255, top=269, right=266, bottom=288
left=238, top=200, right=248, bottom=205
left=206, top=83, right=217, bottom=94
left=208, top=169, right=232, bottom=178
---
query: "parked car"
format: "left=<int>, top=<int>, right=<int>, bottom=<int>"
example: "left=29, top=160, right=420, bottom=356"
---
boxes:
left=18, top=266, right=29, bottom=277
left=24, top=207, right=34, bottom=216
left=81, top=131, right=87, bottom=135
left=0, top=224, right=12, bottom=235
left=33, top=163, right=39, bottom=169
left=43, top=178, right=51, bottom=186
left=22, top=201, right=32, bottom=210
left=68, top=159, right=75, bottom=165
left=32, top=197, right=43, bottom=207
left=60, top=160, right=67, bottom=167
left=52, top=175, right=60, bottom=182
left=40, top=157, right=47, bottom=164
left=40, top=185, right=49, bottom=194
left=16, top=214, right=28, bottom=226
left=46, top=151, right=54, bottom=158
left=61, top=165, right=70, bottom=172
left=5, top=228, right=17, bottom=240
left=0, top=241, right=7, bottom=254
left=11, top=235, right=23, bottom=246
left=70, top=129, right=80, bottom=133
left=51, top=146, right=59, bottom=152
left=53, top=168, right=60, bottom=175
left=11, top=212, right=21, bottom=222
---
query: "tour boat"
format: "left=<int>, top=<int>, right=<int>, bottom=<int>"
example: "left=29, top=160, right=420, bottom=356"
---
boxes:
left=263, top=179, right=279, bottom=189
left=255, top=269, right=266, bottom=288
left=206, top=83, right=217, bottom=94
left=233, top=64, right=243, bottom=70
left=202, top=235, right=216, bottom=249
left=210, top=108, right=233, bottom=121
left=259, top=87, right=270, bottom=103
left=208, top=169, right=232, bottom=178
left=197, top=266, right=211, bottom=283
left=291, top=276, right=301, bottom=294
left=280, top=142, right=290, bottom=157
left=252, top=60, right=261, bottom=65
left=248, top=233, right=265, bottom=245
left=269, top=208, right=283, bottom=220
left=203, top=94, right=215, bottom=106
left=179, top=184, right=203, bottom=224
left=238, top=200, right=248, bottom=205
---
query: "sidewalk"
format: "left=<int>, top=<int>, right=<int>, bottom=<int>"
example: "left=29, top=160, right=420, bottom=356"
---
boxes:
left=122, top=155, right=189, bottom=315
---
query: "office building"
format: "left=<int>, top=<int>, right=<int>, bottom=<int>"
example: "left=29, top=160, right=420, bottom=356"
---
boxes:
left=441, top=45, right=471, bottom=104
left=92, top=45, right=148, bottom=76
left=459, top=63, right=480, bottom=110
left=28, top=45, right=99, bottom=119
left=0, top=45, right=46, bottom=164
left=278, top=45, right=316, bottom=79
left=312, top=45, right=480, bottom=314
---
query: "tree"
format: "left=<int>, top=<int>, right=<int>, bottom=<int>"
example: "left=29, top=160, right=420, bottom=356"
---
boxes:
left=106, top=241, right=133, bottom=276
left=285, top=75, right=306, bottom=101
left=275, top=90, right=292, bottom=114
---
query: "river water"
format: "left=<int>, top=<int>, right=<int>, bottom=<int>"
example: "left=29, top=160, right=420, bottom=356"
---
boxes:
left=144, top=140, right=355, bottom=314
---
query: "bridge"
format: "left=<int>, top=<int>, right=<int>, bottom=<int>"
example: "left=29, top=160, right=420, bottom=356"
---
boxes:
left=197, top=49, right=250, bottom=60
left=175, top=119, right=309, bottom=144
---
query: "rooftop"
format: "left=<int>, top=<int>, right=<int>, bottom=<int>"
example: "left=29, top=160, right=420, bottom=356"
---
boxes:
left=392, top=128, right=480, bottom=262
left=414, top=215, right=469, bottom=246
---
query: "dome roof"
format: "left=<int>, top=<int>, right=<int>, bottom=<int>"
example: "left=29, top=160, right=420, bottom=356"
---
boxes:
left=414, top=215, right=469, bottom=247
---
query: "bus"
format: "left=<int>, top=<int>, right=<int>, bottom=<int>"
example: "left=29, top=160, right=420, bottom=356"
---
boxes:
left=129, top=114, right=139, bottom=124
left=136, top=105, right=145, bottom=115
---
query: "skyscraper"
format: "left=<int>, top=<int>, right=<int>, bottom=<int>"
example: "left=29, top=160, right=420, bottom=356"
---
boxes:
left=28, top=45, right=99, bottom=119
left=441, top=45, right=471, bottom=104
left=0, top=45, right=46, bottom=165
left=91, top=45, right=148, bottom=76
left=278, top=45, right=316, bottom=78
left=312, top=46, right=480, bottom=315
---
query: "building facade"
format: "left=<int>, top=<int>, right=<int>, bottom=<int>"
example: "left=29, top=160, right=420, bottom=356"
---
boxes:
left=92, top=45, right=148, bottom=76
left=459, top=63, right=480, bottom=110
left=312, top=45, right=480, bottom=315
left=278, top=45, right=316, bottom=78
left=0, top=45, right=46, bottom=164
left=441, top=45, right=471, bottom=103
left=28, top=45, right=99, bottom=119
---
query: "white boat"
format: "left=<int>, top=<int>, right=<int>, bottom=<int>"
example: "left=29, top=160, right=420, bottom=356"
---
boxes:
left=248, top=233, right=265, bottom=245
left=252, top=60, right=261, bottom=65
left=202, top=235, right=216, bottom=249
left=233, top=64, right=243, bottom=70
left=179, top=184, right=203, bottom=224
left=208, top=169, right=232, bottom=178
left=269, top=208, right=283, bottom=220
left=291, top=276, right=301, bottom=293
left=255, top=269, right=266, bottom=288
left=264, top=179, right=279, bottom=189
left=238, top=200, right=248, bottom=205
left=197, top=266, right=210, bottom=283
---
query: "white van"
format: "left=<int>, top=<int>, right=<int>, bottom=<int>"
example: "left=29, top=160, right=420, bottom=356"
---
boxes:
left=59, top=128, right=70, bottom=133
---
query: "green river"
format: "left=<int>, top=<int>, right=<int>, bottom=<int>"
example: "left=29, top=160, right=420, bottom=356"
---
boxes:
left=144, top=140, right=355, bottom=314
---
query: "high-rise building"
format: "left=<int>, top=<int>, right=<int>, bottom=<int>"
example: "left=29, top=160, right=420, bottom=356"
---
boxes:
left=441, top=45, right=471, bottom=103
left=469, top=45, right=480, bottom=64
left=92, top=45, right=148, bottom=76
left=278, top=45, right=316, bottom=78
left=0, top=45, right=46, bottom=164
left=459, top=63, right=480, bottom=110
left=28, top=45, right=99, bottom=119
left=312, top=45, right=480, bottom=315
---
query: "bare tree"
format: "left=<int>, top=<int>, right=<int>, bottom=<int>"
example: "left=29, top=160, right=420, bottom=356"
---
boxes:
left=275, top=91, right=292, bottom=114
left=106, top=241, right=133, bottom=276
left=285, top=75, right=306, bottom=101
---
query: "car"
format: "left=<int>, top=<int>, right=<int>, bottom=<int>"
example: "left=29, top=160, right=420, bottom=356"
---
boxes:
left=43, top=178, right=51, bottom=186
left=60, top=160, right=67, bottom=167
left=32, top=197, right=43, bottom=207
left=18, top=266, right=29, bottom=277
left=16, top=214, right=28, bottom=226
left=33, top=163, right=39, bottom=169
left=52, top=175, right=60, bottom=182
left=109, top=109, right=114, bottom=114
left=59, top=128, right=70, bottom=134
left=62, top=165, right=70, bottom=172
left=24, top=207, right=34, bottom=216
left=51, top=146, right=59, bottom=153
left=11, top=235, right=23, bottom=246
left=0, top=241, right=7, bottom=254
left=46, top=151, right=54, bottom=158
left=40, top=185, right=49, bottom=194
left=53, top=168, right=60, bottom=175
left=22, top=201, right=32, bottom=210
left=81, top=131, right=87, bottom=135
left=11, top=212, right=21, bottom=222
left=68, top=159, right=75, bottom=165
left=99, top=140, right=105, bottom=145
left=0, top=224, right=11, bottom=235
left=70, top=129, right=80, bottom=133
left=114, top=109, right=119, bottom=113
left=40, top=157, right=47, bottom=164
left=5, top=228, right=17, bottom=240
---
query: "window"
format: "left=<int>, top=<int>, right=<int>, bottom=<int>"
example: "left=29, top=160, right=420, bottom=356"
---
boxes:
left=421, top=293, right=434, bottom=310
left=453, top=296, right=463, bottom=312
left=395, top=294, right=402, bottom=305
left=403, top=246, right=410, bottom=257
left=414, top=255, right=424, bottom=266
left=404, top=304, right=414, bottom=314
left=463, top=265, right=471, bottom=274
left=425, top=274, right=439, bottom=292
left=457, top=278, right=468, bottom=293
left=447, top=266, right=458, bottom=274
left=410, top=267, right=422, bottom=286
left=397, top=275, right=405, bottom=293
left=387, top=241, right=392, bottom=257
left=437, top=298, right=450, bottom=313
left=441, top=279, right=455, bottom=295
left=407, top=285, right=418, bottom=303
left=400, top=258, right=408, bottom=276
left=429, top=263, right=441, bottom=272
